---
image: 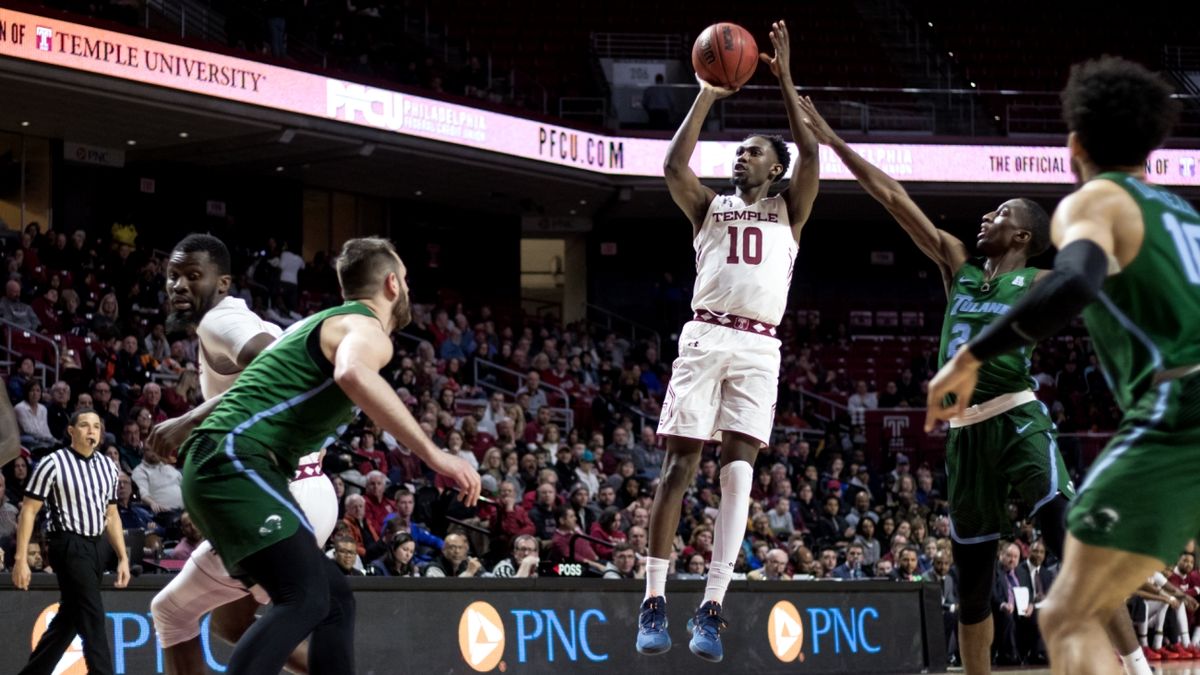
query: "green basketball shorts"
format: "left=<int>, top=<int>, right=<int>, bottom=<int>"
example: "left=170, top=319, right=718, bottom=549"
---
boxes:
left=1069, top=375, right=1200, bottom=564
left=180, top=432, right=311, bottom=577
left=946, top=398, right=1074, bottom=543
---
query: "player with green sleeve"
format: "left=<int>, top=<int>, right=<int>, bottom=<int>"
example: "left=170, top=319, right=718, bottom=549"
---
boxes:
left=799, top=95, right=1144, bottom=675
left=927, top=57, right=1199, bottom=675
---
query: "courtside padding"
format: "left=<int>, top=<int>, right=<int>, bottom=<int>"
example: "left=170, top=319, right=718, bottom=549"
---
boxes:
left=0, top=577, right=946, bottom=674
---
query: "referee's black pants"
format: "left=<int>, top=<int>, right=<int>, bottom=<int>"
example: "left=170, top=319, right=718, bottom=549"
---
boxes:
left=20, top=532, right=113, bottom=675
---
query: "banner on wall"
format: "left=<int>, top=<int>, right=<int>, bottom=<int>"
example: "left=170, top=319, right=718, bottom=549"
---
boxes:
left=2, top=8, right=1197, bottom=185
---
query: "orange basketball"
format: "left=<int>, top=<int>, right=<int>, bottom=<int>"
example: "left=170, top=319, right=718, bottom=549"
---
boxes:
left=692, top=22, right=758, bottom=89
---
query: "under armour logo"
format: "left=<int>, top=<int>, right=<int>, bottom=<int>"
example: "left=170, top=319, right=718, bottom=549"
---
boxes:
left=1012, top=276, right=1025, bottom=287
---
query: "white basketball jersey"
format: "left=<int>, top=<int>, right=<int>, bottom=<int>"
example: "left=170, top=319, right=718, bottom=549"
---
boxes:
left=198, top=296, right=283, bottom=399
left=691, top=193, right=797, bottom=326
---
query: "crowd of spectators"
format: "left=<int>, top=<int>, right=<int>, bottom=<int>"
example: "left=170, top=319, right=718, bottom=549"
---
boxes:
left=0, top=219, right=1124, bottom=667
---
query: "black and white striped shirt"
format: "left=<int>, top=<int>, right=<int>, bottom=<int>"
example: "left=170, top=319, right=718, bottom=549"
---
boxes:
left=25, top=447, right=119, bottom=537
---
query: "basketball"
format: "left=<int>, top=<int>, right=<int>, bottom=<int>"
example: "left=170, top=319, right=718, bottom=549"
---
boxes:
left=692, top=22, right=758, bottom=89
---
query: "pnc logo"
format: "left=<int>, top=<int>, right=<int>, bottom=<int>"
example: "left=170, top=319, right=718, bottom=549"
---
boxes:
left=31, top=603, right=88, bottom=674
left=459, top=601, right=506, bottom=672
left=769, top=601, right=805, bottom=663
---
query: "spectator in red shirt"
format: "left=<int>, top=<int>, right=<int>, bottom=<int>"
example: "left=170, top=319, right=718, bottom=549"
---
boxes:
left=523, top=407, right=553, bottom=445
left=30, top=287, right=60, bottom=334
left=460, top=415, right=494, bottom=460
left=387, top=441, right=426, bottom=487
left=135, top=382, right=170, bottom=425
left=489, top=479, right=537, bottom=553
left=588, top=507, right=626, bottom=560
left=341, top=493, right=381, bottom=559
left=551, top=507, right=599, bottom=564
left=542, top=356, right=577, bottom=395
left=681, top=524, right=714, bottom=565
left=355, top=430, right=389, bottom=476
left=1169, top=552, right=1200, bottom=637
left=363, top=470, right=396, bottom=534
left=158, top=368, right=197, bottom=417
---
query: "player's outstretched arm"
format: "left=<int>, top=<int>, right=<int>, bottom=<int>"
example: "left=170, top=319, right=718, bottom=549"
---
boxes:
left=331, top=316, right=481, bottom=506
left=797, top=97, right=968, bottom=286
left=0, top=386, right=19, bottom=466
left=664, top=78, right=731, bottom=236
left=760, top=20, right=818, bottom=236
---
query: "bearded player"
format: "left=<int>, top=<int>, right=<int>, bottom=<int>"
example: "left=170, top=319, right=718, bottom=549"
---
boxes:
left=178, top=237, right=479, bottom=674
left=635, top=20, right=818, bottom=662
left=146, top=234, right=329, bottom=674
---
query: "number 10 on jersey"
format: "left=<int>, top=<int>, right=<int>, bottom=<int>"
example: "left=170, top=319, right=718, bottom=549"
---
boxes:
left=726, top=226, right=763, bottom=265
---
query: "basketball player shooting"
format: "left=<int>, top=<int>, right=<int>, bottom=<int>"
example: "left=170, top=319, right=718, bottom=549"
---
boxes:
left=635, top=20, right=818, bottom=662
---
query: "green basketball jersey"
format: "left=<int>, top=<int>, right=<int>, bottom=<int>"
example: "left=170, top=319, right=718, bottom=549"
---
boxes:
left=193, top=301, right=377, bottom=472
left=1081, top=172, right=1200, bottom=412
left=938, top=261, right=1040, bottom=404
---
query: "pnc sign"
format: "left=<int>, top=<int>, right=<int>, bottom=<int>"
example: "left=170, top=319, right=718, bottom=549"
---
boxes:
left=769, top=600, right=805, bottom=663
left=459, top=601, right=506, bottom=672
left=768, top=600, right=882, bottom=663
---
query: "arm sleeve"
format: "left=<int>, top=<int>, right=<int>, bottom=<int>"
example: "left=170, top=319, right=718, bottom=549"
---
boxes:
left=1152, top=572, right=1169, bottom=589
left=968, top=240, right=1109, bottom=362
left=24, top=456, right=57, bottom=501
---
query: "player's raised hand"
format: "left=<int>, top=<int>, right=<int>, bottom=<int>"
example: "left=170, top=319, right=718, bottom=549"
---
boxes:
left=797, top=96, right=839, bottom=145
left=696, top=74, right=737, bottom=99
left=924, top=348, right=983, bottom=431
left=758, top=20, right=791, bottom=79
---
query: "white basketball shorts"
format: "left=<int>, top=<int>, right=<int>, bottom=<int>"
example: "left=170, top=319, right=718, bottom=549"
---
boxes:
left=656, top=320, right=781, bottom=447
left=151, top=469, right=338, bottom=648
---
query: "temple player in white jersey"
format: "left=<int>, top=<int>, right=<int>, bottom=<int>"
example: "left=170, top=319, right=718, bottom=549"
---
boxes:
left=635, top=21, right=819, bottom=663
left=145, top=234, right=334, bottom=675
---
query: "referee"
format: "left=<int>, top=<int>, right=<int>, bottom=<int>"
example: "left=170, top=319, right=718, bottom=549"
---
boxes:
left=11, top=409, right=129, bottom=675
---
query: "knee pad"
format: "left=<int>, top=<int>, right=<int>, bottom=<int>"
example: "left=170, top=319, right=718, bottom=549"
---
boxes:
left=151, top=590, right=201, bottom=649
left=953, top=539, right=999, bottom=625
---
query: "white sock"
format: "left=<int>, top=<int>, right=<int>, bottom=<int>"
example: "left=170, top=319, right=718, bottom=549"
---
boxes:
left=1122, top=648, right=1153, bottom=675
left=1177, top=605, right=1192, bottom=647
left=1193, top=625, right=1200, bottom=645
left=644, top=557, right=669, bottom=601
left=703, top=460, right=752, bottom=606
left=1153, top=632, right=1164, bottom=650
left=1137, top=622, right=1149, bottom=647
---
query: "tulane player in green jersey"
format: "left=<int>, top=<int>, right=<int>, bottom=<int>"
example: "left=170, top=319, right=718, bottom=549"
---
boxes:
left=927, top=57, right=1192, bottom=674
left=799, top=96, right=1142, bottom=674
left=178, top=237, right=481, bottom=675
